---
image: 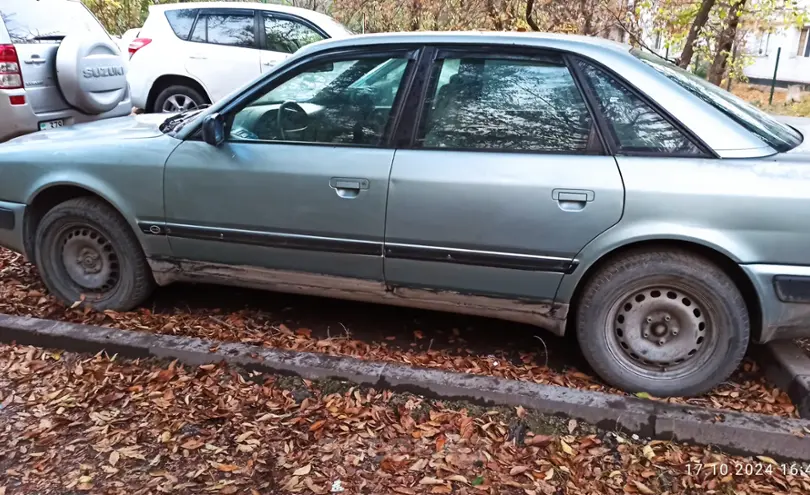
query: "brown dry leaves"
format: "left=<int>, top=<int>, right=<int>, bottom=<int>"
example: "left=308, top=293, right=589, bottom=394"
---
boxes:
left=1, top=344, right=809, bottom=495
left=0, top=248, right=798, bottom=418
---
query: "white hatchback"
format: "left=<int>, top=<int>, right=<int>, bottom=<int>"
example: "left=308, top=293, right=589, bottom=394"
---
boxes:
left=127, top=2, right=352, bottom=113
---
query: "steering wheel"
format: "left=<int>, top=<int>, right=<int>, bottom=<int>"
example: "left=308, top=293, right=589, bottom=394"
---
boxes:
left=277, top=100, right=309, bottom=141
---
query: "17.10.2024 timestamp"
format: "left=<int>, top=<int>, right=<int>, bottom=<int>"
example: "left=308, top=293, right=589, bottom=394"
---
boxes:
left=686, top=461, right=810, bottom=477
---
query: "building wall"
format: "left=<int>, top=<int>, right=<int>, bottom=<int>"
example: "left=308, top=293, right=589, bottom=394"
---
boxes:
left=744, top=25, right=810, bottom=85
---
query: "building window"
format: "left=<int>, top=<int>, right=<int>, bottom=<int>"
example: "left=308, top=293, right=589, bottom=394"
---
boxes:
left=798, top=27, right=810, bottom=57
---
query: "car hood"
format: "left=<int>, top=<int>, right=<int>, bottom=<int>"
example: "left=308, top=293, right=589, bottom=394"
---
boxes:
left=4, top=113, right=169, bottom=146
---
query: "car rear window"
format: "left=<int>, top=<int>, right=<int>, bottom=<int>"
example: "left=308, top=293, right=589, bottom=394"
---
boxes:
left=0, top=0, right=108, bottom=44
left=165, top=9, right=198, bottom=40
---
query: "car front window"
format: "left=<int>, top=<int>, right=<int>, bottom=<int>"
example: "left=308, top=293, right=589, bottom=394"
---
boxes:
left=1, top=0, right=108, bottom=43
left=632, top=49, right=802, bottom=153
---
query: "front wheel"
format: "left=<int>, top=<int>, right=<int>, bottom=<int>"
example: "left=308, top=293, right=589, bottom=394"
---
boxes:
left=34, top=197, right=155, bottom=311
left=576, top=249, right=749, bottom=397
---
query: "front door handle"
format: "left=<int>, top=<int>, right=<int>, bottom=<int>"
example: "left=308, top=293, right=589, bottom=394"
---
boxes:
left=552, top=188, right=594, bottom=211
left=329, top=177, right=369, bottom=199
left=189, top=54, right=207, bottom=60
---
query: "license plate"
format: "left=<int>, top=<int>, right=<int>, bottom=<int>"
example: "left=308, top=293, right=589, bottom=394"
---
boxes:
left=39, top=119, right=64, bottom=131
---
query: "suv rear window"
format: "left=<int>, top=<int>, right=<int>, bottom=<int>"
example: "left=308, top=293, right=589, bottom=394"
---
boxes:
left=165, top=9, right=198, bottom=40
left=0, top=0, right=108, bottom=44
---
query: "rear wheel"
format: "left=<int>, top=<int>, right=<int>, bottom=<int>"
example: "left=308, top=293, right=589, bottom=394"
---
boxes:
left=575, top=249, right=749, bottom=397
left=34, top=197, right=155, bottom=311
left=152, top=85, right=206, bottom=113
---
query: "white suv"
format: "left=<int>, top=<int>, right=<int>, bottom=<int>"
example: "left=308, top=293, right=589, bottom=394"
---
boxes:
left=127, top=2, right=352, bottom=113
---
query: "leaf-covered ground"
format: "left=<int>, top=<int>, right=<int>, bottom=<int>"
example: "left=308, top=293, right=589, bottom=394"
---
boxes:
left=1, top=343, right=809, bottom=495
left=733, top=84, right=810, bottom=118
left=0, top=248, right=798, bottom=417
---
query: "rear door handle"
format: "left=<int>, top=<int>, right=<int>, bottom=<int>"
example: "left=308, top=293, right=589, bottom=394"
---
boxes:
left=552, top=188, right=594, bottom=211
left=189, top=55, right=207, bottom=60
left=24, top=58, right=46, bottom=65
left=329, top=177, right=369, bottom=199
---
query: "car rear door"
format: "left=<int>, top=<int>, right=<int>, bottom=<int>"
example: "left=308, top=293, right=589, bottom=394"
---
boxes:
left=1, top=0, right=110, bottom=114
left=185, top=8, right=261, bottom=102
left=383, top=47, right=625, bottom=302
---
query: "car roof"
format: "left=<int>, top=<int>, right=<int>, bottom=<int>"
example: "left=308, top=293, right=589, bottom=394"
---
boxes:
left=149, top=1, right=332, bottom=20
left=298, top=30, right=633, bottom=56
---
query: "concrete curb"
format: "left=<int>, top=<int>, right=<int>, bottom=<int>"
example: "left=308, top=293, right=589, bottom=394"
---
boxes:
left=1, top=313, right=809, bottom=461
left=759, top=340, right=810, bottom=420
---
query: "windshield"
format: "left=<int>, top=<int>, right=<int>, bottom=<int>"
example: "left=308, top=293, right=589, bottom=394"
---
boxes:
left=632, top=49, right=802, bottom=153
left=0, top=0, right=108, bottom=44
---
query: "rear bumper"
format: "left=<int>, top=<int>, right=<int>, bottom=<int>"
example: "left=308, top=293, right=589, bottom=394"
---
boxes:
left=0, top=89, right=133, bottom=142
left=743, top=264, right=810, bottom=342
left=0, top=200, right=26, bottom=255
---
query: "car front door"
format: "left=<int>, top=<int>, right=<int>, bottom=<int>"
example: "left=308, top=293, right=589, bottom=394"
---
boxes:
left=259, top=13, right=326, bottom=73
left=185, top=8, right=261, bottom=102
left=384, top=48, right=625, bottom=304
left=163, top=47, right=418, bottom=282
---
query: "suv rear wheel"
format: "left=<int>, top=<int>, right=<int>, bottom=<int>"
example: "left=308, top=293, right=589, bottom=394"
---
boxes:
left=153, top=85, right=206, bottom=113
left=34, top=197, right=155, bottom=311
left=575, top=249, right=749, bottom=397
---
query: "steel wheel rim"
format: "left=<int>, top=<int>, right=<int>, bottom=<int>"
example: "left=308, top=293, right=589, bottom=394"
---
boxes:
left=162, top=94, right=198, bottom=113
left=604, top=284, right=717, bottom=380
left=57, top=225, right=120, bottom=293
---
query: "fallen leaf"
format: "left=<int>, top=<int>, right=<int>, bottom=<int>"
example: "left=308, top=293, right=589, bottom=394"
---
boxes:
left=419, top=476, right=445, bottom=485
left=296, top=328, right=312, bottom=337
left=510, top=466, right=530, bottom=476
left=447, top=475, right=469, bottom=484
left=181, top=439, right=204, bottom=450
left=471, top=476, right=485, bottom=486
left=431, top=487, right=452, bottom=494
left=544, top=468, right=554, bottom=481
left=567, top=419, right=577, bottom=433
left=635, top=392, right=652, bottom=400
left=435, top=434, right=446, bottom=452
left=527, top=434, right=553, bottom=447
left=409, top=459, right=428, bottom=472
left=108, top=450, right=120, bottom=467
left=213, top=463, right=240, bottom=472
left=293, top=464, right=312, bottom=476
left=309, top=420, right=327, bottom=432
left=633, top=480, right=655, bottom=495
left=560, top=440, right=574, bottom=455
left=392, top=488, right=416, bottom=495
left=757, top=456, right=778, bottom=466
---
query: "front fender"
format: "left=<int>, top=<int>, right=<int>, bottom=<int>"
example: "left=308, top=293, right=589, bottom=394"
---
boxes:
left=554, top=221, right=754, bottom=304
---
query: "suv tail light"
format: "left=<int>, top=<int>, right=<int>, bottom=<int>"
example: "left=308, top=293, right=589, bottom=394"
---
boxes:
left=128, top=38, right=152, bottom=59
left=0, top=44, right=23, bottom=90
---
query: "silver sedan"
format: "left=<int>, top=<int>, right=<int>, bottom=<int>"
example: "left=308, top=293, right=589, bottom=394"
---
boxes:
left=0, top=32, right=808, bottom=397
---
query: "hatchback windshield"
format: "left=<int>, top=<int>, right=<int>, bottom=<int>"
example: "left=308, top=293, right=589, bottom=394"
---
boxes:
left=633, top=49, right=802, bottom=153
left=0, top=0, right=108, bottom=44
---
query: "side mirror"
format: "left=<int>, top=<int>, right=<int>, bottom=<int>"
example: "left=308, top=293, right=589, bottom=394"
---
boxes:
left=201, top=113, right=225, bottom=147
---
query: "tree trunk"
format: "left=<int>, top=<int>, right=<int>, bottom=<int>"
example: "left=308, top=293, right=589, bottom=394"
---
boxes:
left=487, top=0, right=504, bottom=30
left=526, top=0, right=540, bottom=31
left=410, top=0, right=421, bottom=31
left=581, top=0, right=593, bottom=35
left=707, top=0, right=746, bottom=85
left=677, top=0, right=716, bottom=68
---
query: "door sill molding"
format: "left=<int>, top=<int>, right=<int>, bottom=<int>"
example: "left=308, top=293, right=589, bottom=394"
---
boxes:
left=148, top=258, right=569, bottom=335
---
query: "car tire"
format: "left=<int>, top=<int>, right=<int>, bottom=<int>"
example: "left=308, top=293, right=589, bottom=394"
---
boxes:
left=34, top=197, right=155, bottom=311
left=152, top=85, right=207, bottom=114
left=575, top=249, right=749, bottom=397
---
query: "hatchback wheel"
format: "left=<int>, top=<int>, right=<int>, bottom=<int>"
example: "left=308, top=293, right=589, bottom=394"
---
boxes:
left=153, top=85, right=206, bottom=113
left=576, top=249, right=749, bottom=397
left=34, top=197, right=155, bottom=311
